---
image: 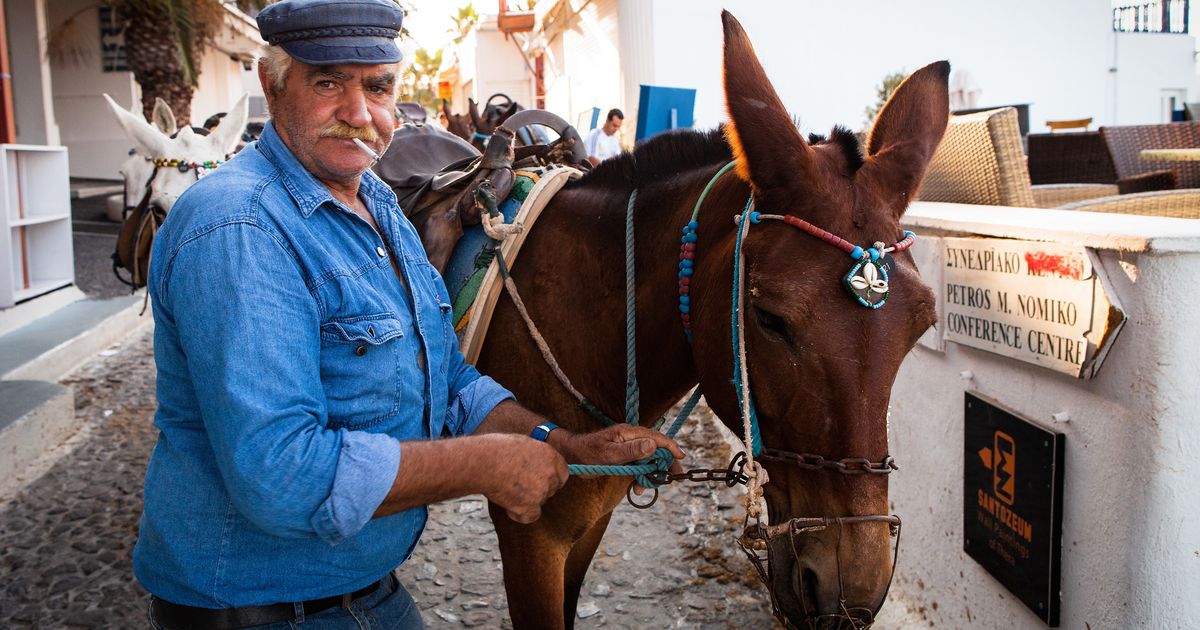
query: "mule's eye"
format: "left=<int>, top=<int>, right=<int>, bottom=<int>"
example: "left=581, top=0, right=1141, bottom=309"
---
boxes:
left=753, top=305, right=792, bottom=343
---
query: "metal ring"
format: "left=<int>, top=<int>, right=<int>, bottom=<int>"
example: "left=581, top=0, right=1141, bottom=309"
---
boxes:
left=625, top=481, right=658, bottom=509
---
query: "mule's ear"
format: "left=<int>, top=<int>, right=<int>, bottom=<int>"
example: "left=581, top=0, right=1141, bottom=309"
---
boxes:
left=862, top=61, right=951, bottom=213
left=151, top=98, right=177, bottom=135
left=721, top=10, right=812, bottom=192
left=104, top=93, right=168, bottom=157
left=467, top=98, right=483, bottom=129
left=210, top=93, right=250, bottom=155
left=442, top=99, right=452, bottom=118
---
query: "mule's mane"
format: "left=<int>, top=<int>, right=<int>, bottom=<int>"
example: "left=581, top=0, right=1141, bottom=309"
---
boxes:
left=572, top=123, right=865, bottom=191
left=570, top=127, right=732, bottom=191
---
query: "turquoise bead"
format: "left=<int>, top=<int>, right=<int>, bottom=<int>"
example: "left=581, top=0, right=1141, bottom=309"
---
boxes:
left=850, top=246, right=864, bottom=260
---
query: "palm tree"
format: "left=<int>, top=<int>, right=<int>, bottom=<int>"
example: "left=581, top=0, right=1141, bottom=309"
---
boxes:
left=400, top=47, right=443, bottom=113
left=449, top=4, right=478, bottom=45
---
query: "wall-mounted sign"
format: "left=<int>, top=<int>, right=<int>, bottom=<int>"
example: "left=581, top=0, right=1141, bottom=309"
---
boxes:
left=99, top=7, right=128, bottom=73
left=963, top=392, right=1064, bottom=627
left=437, top=81, right=452, bottom=100
left=941, top=237, right=1125, bottom=378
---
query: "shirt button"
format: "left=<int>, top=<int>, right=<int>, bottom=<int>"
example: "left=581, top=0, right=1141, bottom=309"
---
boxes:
left=355, top=345, right=367, bottom=356
left=376, top=246, right=386, bottom=257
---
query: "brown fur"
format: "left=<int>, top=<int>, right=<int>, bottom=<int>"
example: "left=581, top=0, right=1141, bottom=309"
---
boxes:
left=469, top=11, right=948, bottom=628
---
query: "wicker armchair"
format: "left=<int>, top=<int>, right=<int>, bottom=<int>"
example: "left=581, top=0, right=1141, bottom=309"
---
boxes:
left=1057, top=189, right=1200, bottom=219
left=919, top=108, right=1200, bottom=218
left=918, top=108, right=1117, bottom=207
left=1100, top=122, right=1200, bottom=189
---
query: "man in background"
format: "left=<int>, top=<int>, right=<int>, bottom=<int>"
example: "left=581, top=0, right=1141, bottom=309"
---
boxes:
left=584, top=108, right=624, bottom=165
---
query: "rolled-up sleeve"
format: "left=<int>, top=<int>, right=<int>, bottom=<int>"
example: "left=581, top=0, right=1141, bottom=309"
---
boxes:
left=162, top=221, right=399, bottom=544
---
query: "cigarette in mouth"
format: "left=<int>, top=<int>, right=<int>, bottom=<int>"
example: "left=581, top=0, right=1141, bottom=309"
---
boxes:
left=352, top=138, right=380, bottom=161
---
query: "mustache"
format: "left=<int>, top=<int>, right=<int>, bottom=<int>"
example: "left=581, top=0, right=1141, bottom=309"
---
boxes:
left=318, top=122, right=380, bottom=143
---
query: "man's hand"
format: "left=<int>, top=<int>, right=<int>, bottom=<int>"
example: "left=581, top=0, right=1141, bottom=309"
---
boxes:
left=553, top=425, right=686, bottom=495
left=477, top=434, right=569, bottom=524
left=554, top=424, right=685, bottom=468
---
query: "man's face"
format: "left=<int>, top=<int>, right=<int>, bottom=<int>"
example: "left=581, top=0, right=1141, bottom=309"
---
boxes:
left=267, top=60, right=398, bottom=186
left=604, top=116, right=623, bottom=135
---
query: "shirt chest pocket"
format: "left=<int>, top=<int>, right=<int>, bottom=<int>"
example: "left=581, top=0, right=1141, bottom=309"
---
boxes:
left=319, top=314, right=407, bottom=430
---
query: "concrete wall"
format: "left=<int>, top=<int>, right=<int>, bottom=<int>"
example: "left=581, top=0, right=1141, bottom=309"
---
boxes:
left=875, top=202, right=1200, bottom=629
left=642, top=0, right=1197, bottom=136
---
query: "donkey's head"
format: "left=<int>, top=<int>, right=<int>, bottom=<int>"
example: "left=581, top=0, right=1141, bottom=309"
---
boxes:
left=694, top=12, right=947, bottom=628
left=105, top=93, right=249, bottom=213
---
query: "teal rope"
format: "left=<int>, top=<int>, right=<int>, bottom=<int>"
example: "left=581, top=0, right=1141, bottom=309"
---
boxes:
left=624, top=189, right=640, bottom=425
left=691, top=161, right=737, bottom=223
left=568, top=388, right=704, bottom=487
left=732, top=198, right=764, bottom=456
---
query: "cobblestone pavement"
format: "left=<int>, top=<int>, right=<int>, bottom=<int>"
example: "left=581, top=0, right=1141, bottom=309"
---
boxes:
left=0, top=327, right=780, bottom=628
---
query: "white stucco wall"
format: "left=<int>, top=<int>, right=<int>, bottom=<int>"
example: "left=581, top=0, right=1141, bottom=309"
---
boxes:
left=41, top=2, right=256, bottom=180
left=873, top=202, right=1200, bottom=629
left=643, top=0, right=1197, bottom=136
left=450, top=16, right=536, bottom=113
left=6, top=0, right=59, bottom=146
left=539, top=0, right=625, bottom=143
left=45, top=1, right=135, bottom=180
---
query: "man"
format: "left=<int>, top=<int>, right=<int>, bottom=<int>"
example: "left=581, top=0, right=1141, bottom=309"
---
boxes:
left=134, top=1, right=682, bottom=628
left=584, top=108, right=624, bottom=165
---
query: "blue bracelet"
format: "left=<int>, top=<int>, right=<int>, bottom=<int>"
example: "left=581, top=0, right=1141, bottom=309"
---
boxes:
left=530, top=422, right=558, bottom=442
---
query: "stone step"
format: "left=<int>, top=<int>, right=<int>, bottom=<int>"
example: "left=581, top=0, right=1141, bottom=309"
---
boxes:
left=0, top=293, right=146, bottom=382
left=0, top=380, right=75, bottom=486
left=0, top=291, right=150, bottom=492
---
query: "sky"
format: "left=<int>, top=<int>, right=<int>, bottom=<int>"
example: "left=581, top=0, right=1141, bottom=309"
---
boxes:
left=404, top=0, right=473, bottom=52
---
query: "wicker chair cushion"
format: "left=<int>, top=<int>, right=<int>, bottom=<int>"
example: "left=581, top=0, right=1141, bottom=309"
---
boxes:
left=918, top=107, right=1036, bottom=207
left=1100, top=122, right=1200, bottom=188
left=1027, top=132, right=1117, bottom=185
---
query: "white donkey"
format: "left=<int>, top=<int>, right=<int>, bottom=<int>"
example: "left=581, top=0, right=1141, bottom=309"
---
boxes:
left=104, top=93, right=249, bottom=214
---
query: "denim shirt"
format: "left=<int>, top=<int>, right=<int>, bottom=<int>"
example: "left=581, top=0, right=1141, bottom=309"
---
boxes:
left=133, top=122, right=513, bottom=608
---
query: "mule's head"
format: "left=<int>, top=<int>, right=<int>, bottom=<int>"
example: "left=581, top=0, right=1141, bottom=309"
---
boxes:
left=442, top=99, right=475, bottom=140
left=694, top=12, right=948, bottom=628
left=105, top=93, right=249, bottom=213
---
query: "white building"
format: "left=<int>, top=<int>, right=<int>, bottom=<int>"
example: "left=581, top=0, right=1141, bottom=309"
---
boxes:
left=523, top=0, right=1197, bottom=140
left=4, top=0, right=263, bottom=180
left=440, top=13, right=537, bottom=118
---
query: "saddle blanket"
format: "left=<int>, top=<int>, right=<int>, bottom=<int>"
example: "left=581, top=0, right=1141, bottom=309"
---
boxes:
left=442, top=165, right=582, bottom=365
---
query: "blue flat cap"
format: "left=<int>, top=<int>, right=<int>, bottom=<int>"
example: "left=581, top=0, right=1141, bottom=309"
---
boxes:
left=256, top=0, right=404, bottom=65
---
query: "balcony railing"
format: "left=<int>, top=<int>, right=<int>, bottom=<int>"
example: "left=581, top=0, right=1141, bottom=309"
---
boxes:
left=1112, top=0, right=1189, bottom=33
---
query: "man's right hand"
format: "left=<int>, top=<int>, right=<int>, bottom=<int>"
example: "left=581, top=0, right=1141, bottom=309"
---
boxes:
left=477, top=434, right=569, bottom=524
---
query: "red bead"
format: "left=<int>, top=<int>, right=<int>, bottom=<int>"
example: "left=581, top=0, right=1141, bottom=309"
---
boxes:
left=680, top=277, right=690, bottom=288
left=681, top=315, right=691, bottom=323
left=684, top=243, right=696, bottom=252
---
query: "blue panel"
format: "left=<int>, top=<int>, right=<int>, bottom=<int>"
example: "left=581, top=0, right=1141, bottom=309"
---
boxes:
left=635, top=85, right=697, bottom=142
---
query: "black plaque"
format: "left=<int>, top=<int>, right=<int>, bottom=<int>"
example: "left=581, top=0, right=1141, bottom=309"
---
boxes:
left=963, top=392, right=1064, bottom=626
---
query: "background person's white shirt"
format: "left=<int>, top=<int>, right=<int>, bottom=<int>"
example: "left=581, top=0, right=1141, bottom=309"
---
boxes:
left=584, top=126, right=623, bottom=161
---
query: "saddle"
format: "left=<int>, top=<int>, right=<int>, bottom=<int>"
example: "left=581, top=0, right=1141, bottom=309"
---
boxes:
left=372, top=109, right=590, bottom=272
left=112, top=188, right=164, bottom=291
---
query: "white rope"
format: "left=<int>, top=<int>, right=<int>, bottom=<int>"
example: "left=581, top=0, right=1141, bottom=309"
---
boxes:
left=481, top=210, right=524, bottom=240
left=501, top=276, right=590, bottom=406
left=734, top=202, right=769, bottom=520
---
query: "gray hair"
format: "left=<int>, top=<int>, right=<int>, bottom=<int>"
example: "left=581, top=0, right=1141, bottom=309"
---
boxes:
left=259, top=45, right=293, bottom=96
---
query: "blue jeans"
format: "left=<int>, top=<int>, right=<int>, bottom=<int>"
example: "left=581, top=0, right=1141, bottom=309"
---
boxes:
left=148, top=573, right=425, bottom=630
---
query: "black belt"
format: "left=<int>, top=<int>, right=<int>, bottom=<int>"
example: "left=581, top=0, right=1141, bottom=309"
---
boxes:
left=150, top=574, right=391, bottom=630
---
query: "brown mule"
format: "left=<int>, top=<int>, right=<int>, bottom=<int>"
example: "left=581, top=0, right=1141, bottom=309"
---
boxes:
left=469, top=11, right=947, bottom=629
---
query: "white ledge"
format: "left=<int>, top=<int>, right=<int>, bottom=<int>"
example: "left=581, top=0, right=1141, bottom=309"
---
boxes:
left=903, top=201, right=1200, bottom=253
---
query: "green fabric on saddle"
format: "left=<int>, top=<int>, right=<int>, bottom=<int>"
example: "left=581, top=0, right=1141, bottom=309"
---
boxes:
left=451, top=170, right=541, bottom=330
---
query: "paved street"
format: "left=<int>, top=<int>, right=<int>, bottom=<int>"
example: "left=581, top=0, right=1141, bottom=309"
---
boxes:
left=0, top=326, right=779, bottom=628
